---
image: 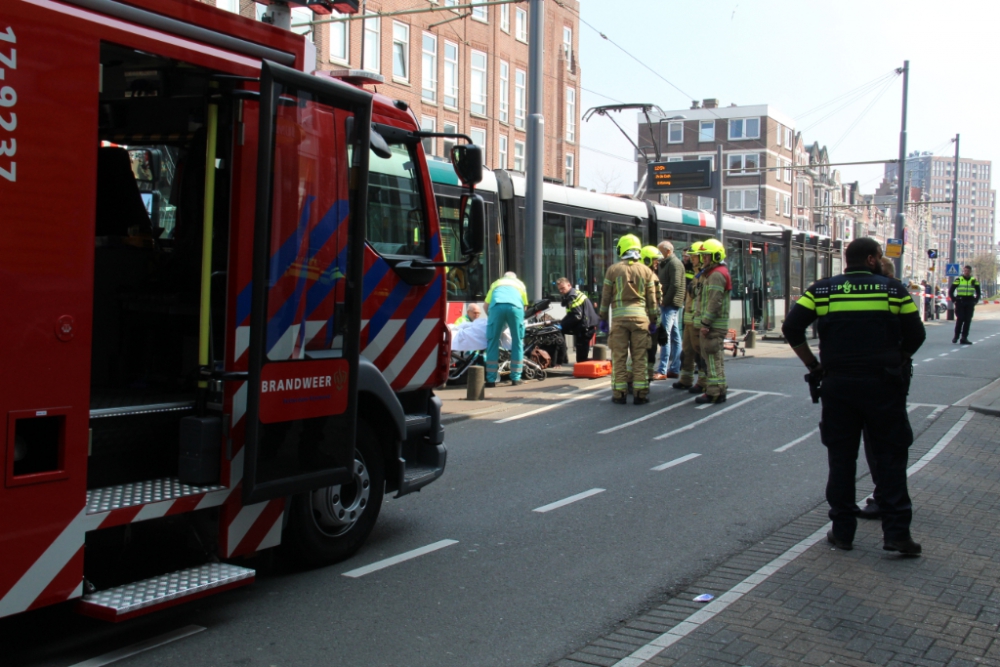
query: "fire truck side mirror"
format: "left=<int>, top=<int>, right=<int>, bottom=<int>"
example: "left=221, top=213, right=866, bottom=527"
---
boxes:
left=460, top=193, right=486, bottom=257
left=451, top=144, right=483, bottom=187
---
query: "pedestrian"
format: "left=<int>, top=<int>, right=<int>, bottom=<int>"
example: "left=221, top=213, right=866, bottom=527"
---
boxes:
left=782, top=237, right=925, bottom=555
left=921, top=280, right=932, bottom=322
left=694, top=239, right=732, bottom=405
left=653, top=241, right=685, bottom=381
left=599, top=234, right=659, bottom=405
left=555, top=277, right=600, bottom=363
left=880, top=257, right=895, bottom=278
left=673, top=242, right=705, bottom=393
left=949, top=265, right=980, bottom=344
left=454, top=303, right=482, bottom=326
left=484, top=271, right=528, bottom=388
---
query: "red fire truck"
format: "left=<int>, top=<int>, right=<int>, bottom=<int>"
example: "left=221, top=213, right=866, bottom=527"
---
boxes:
left=0, top=0, right=484, bottom=621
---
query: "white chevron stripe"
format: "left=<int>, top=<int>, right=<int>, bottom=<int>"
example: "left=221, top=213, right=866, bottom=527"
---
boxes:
left=383, top=320, right=437, bottom=383
left=235, top=326, right=250, bottom=363
left=402, top=346, right=440, bottom=391
left=257, top=509, right=284, bottom=551
left=226, top=501, right=268, bottom=556
left=232, top=382, right=247, bottom=428
left=360, top=319, right=404, bottom=363
left=268, top=324, right=301, bottom=361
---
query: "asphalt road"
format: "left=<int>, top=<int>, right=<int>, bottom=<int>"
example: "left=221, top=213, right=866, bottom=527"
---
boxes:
left=6, top=312, right=1000, bottom=667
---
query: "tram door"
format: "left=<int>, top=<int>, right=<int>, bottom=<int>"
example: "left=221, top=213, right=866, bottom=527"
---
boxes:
left=572, top=218, right=609, bottom=301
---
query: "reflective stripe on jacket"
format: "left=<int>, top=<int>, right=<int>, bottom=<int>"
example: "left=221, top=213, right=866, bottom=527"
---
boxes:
left=485, top=277, right=529, bottom=307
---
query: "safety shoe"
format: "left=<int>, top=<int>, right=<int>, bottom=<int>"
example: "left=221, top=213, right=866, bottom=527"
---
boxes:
left=484, top=382, right=496, bottom=389
left=671, top=381, right=692, bottom=390
left=652, top=373, right=668, bottom=381
left=666, top=371, right=679, bottom=379
left=611, top=393, right=627, bottom=405
left=688, top=385, right=705, bottom=394
left=633, top=394, right=649, bottom=405
left=826, top=530, right=853, bottom=551
left=953, top=336, right=959, bottom=343
left=961, top=339, right=973, bottom=345
left=858, top=498, right=882, bottom=520
left=883, top=537, right=922, bottom=555
left=695, top=393, right=726, bottom=405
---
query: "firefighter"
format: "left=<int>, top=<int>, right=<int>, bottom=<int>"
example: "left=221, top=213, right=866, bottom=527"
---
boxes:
left=673, top=242, right=704, bottom=392
left=695, top=238, right=732, bottom=404
left=484, top=271, right=529, bottom=388
left=640, top=245, right=666, bottom=384
left=555, top=277, right=600, bottom=363
left=599, top=234, right=659, bottom=405
left=949, top=265, right=981, bottom=344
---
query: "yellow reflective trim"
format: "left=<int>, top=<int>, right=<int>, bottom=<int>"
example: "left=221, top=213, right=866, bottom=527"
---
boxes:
left=827, top=301, right=890, bottom=313
left=796, top=294, right=816, bottom=311
left=829, top=293, right=891, bottom=299
left=900, top=302, right=918, bottom=314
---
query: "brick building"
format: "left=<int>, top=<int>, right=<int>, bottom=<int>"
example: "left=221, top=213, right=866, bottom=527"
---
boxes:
left=215, top=0, right=581, bottom=183
left=636, top=100, right=798, bottom=223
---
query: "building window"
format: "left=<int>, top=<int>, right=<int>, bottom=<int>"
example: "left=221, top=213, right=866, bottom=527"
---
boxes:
left=498, top=134, right=508, bottom=169
left=775, top=192, right=780, bottom=217
left=500, top=2, right=509, bottom=32
left=471, top=127, right=487, bottom=163
left=727, top=188, right=759, bottom=212
left=329, top=11, right=349, bottom=63
left=499, top=61, right=510, bottom=124
left=514, top=140, right=525, bottom=171
left=515, top=68, right=526, bottom=129
left=728, top=117, right=760, bottom=140
left=664, top=193, right=682, bottom=207
left=443, top=121, right=458, bottom=160
left=470, top=50, right=487, bottom=116
left=697, top=196, right=714, bottom=210
left=667, top=156, right=683, bottom=163
left=566, top=87, right=576, bottom=142
left=796, top=180, right=806, bottom=206
left=420, top=116, right=436, bottom=156
left=727, top=153, right=760, bottom=174
left=363, top=16, right=380, bottom=73
left=443, top=41, right=458, bottom=109
left=515, top=7, right=528, bottom=42
left=784, top=159, right=792, bottom=183
left=471, top=0, right=487, bottom=22
left=565, top=152, right=575, bottom=187
left=392, top=22, right=409, bottom=82
left=699, top=120, right=715, bottom=142
left=784, top=127, right=792, bottom=149
left=667, top=121, right=683, bottom=144
left=421, top=33, right=437, bottom=102
left=698, top=155, right=715, bottom=171
left=562, top=26, right=573, bottom=69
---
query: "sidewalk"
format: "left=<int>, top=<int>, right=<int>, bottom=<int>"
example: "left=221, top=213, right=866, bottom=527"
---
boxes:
left=554, top=407, right=1000, bottom=667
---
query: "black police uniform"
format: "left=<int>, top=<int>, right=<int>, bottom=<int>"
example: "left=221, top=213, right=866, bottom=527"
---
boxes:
left=782, top=270, right=926, bottom=545
left=949, top=275, right=981, bottom=343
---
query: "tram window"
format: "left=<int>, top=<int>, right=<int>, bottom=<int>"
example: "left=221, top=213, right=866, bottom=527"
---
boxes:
left=805, top=251, right=818, bottom=285
left=726, top=240, right=745, bottom=298
left=543, top=214, right=567, bottom=298
left=367, top=143, right=429, bottom=258
left=659, top=229, right=689, bottom=245
left=571, top=218, right=589, bottom=290
left=817, top=254, right=828, bottom=280
left=767, top=245, right=784, bottom=297
left=832, top=256, right=842, bottom=276
left=790, top=248, right=803, bottom=298
left=437, top=194, right=485, bottom=300
left=590, top=221, right=608, bottom=300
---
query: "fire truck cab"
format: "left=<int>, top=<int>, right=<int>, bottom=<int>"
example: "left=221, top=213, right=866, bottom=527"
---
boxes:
left=0, top=0, right=483, bottom=621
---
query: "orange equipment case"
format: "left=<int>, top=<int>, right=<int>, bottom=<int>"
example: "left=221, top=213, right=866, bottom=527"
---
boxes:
left=573, top=360, right=612, bottom=378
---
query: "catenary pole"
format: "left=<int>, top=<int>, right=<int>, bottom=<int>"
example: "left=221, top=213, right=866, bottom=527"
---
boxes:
left=524, top=0, right=545, bottom=299
left=949, top=134, right=960, bottom=295
left=893, top=60, right=909, bottom=277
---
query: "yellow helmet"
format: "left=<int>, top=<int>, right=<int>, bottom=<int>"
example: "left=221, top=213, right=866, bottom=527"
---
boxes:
left=640, top=245, right=663, bottom=267
left=687, top=241, right=704, bottom=255
left=700, top=238, right=726, bottom=262
left=616, top=234, right=642, bottom=257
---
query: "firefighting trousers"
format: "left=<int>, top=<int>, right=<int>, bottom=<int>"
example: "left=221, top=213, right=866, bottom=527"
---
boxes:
left=679, top=323, right=702, bottom=387
left=609, top=318, right=650, bottom=396
left=699, top=330, right=727, bottom=397
left=486, top=303, right=525, bottom=382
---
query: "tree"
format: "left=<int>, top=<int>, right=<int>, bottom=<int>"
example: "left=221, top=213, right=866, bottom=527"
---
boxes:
left=969, top=253, right=998, bottom=298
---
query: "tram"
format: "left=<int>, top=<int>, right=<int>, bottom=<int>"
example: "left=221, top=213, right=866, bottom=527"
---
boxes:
left=427, top=159, right=842, bottom=336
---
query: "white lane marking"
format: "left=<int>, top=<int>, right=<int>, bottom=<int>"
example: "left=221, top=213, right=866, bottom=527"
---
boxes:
left=927, top=405, right=948, bottom=420
left=938, top=353, right=950, bottom=357
left=342, top=540, right=458, bottom=578
left=598, top=395, right=706, bottom=434
left=653, top=393, right=766, bottom=441
left=610, top=411, right=975, bottom=667
left=695, top=389, right=748, bottom=409
left=533, top=488, right=605, bottom=513
left=651, top=453, right=701, bottom=472
left=774, top=428, right=818, bottom=453
left=69, top=626, right=206, bottom=667
left=493, top=383, right=609, bottom=424
left=922, top=358, right=934, bottom=362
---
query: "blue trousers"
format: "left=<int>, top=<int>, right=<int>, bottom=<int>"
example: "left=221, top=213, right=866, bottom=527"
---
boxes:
left=656, top=306, right=682, bottom=375
left=486, top=303, right=525, bottom=382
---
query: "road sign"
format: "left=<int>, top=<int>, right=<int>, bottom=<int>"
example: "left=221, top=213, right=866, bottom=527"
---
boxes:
left=646, top=160, right=713, bottom=192
left=946, top=263, right=961, bottom=277
left=927, top=249, right=938, bottom=259
left=885, top=238, right=903, bottom=259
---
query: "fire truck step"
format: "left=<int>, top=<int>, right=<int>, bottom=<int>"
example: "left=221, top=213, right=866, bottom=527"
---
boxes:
left=77, top=563, right=255, bottom=622
left=86, top=477, right=226, bottom=515
left=404, top=414, right=432, bottom=436
left=402, top=464, right=439, bottom=486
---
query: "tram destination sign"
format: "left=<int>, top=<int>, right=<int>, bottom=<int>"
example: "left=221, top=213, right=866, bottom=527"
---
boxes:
left=647, top=159, right=713, bottom=192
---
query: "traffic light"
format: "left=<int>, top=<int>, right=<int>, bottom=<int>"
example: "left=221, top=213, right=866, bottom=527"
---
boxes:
left=928, top=249, right=938, bottom=259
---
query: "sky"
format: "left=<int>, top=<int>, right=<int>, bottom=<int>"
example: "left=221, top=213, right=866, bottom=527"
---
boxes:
left=577, top=0, right=999, bottom=235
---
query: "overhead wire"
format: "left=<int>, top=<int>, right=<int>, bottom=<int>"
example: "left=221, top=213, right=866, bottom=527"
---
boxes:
left=798, top=70, right=901, bottom=135
left=828, top=75, right=900, bottom=154
left=793, top=71, right=899, bottom=121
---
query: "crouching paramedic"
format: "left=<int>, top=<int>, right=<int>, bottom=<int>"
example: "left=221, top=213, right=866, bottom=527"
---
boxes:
left=696, top=239, right=732, bottom=405
left=599, top=234, right=659, bottom=405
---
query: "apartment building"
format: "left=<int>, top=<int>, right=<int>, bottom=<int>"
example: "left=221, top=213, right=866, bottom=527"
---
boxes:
left=888, top=153, right=996, bottom=265
left=213, top=0, right=581, bottom=183
left=636, top=100, right=798, bottom=223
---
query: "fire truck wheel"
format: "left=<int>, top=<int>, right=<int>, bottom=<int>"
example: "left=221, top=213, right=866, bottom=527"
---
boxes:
left=283, top=422, right=385, bottom=567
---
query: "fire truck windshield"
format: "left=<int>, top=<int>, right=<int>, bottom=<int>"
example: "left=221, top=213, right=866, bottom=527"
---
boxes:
left=366, top=142, right=429, bottom=257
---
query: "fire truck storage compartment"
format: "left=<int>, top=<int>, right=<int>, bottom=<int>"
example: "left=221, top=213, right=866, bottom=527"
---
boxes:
left=89, top=44, right=230, bottom=490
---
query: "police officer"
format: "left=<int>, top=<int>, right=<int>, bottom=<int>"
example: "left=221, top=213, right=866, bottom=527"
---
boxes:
left=695, top=239, right=732, bottom=405
left=555, top=277, right=600, bottom=363
left=599, top=235, right=659, bottom=405
left=673, top=242, right=704, bottom=392
left=782, top=237, right=925, bottom=555
left=949, top=265, right=981, bottom=344
left=484, top=271, right=529, bottom=388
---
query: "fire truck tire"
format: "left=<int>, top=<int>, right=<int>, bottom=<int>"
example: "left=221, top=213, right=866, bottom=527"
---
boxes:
left=283, top=421, right=385, bottom=567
